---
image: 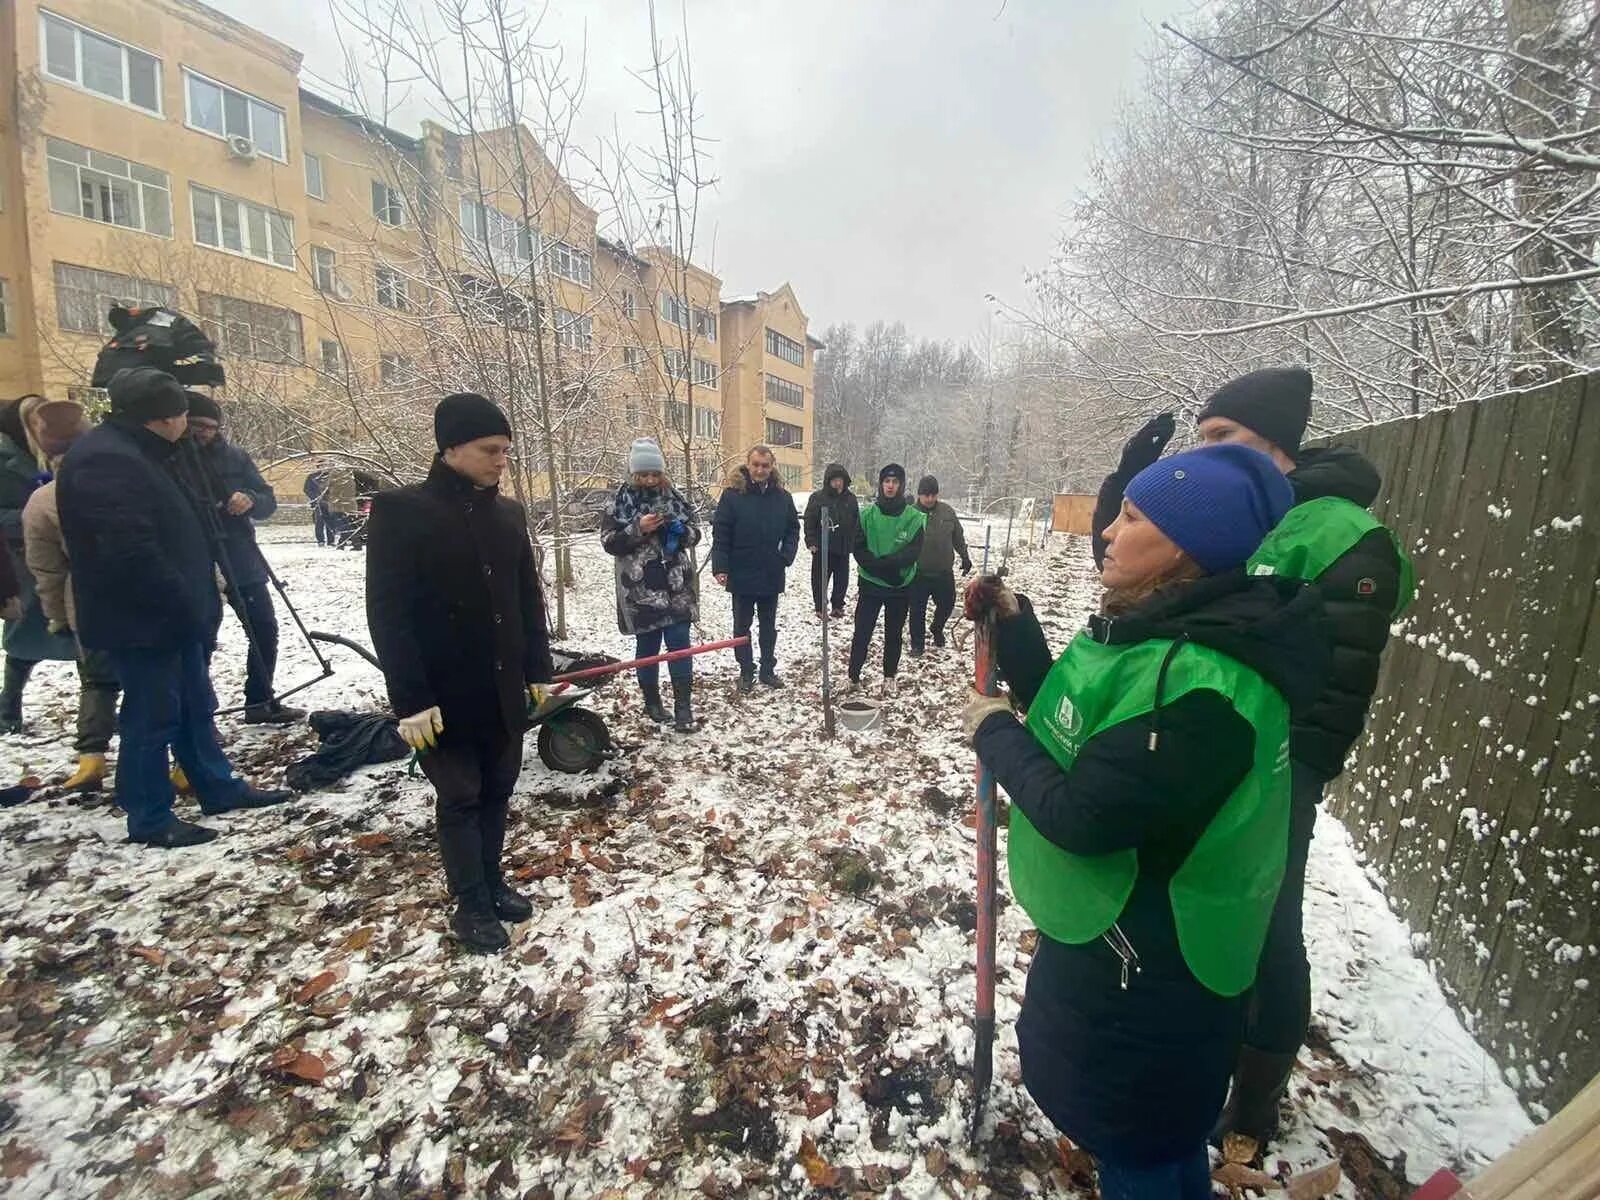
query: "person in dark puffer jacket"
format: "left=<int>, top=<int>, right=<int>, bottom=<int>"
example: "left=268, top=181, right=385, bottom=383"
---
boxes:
left=711, top=445, right=799, bottom=692
left=1090, top=367, right=1414, bottom=1147
left=803, top=462, right=858, bottom=619
left=965, top=444, right=1326, bottom=1198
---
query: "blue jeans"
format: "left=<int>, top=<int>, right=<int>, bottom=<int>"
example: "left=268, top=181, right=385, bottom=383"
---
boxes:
left=636, top=621, right=692, bottom=688
left=110, top=641, right=244, bottom=838
left=1096, top=1148, right=1211, bottom=1200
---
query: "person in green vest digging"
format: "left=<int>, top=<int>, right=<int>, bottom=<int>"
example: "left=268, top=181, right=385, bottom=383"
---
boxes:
left=845, top=464, right=926, bottom=698
left=963, top=443, right=1327, bottom=1199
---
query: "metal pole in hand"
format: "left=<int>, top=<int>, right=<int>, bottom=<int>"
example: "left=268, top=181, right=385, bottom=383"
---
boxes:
left=971, top=613, right=999, bottom=1144
left=820, top=511, right=835, bottom=739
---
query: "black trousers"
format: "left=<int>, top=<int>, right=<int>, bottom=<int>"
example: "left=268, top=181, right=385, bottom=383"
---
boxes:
left=1243, top=763, right=1321, bottom=1053
left=226, top=580, right=279, bottom=708
left=849, top=591, right=910, bottom=681
left=909, top=570, right=956, bottom=650
left=419, top=732, right=524, bottom=903
left=732, top=594, right=779, bottom=674
left=811, top=552, right=849, bottom=614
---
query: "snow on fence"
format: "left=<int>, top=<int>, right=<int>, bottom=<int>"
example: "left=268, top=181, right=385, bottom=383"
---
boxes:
left=1323, top=371, right=1599, bottom=1117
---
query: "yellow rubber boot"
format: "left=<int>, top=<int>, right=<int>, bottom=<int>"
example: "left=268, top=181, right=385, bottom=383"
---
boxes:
left=64, top=754, right=107, bottom=792
left=171, top=763, right=192, bottom=794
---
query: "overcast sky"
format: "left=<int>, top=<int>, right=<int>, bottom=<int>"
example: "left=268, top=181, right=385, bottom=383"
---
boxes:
left=210, top=0, right=1192, bottom=344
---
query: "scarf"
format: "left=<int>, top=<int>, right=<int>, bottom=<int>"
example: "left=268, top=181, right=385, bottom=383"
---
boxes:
left=611, top=482, right=696, bottom=555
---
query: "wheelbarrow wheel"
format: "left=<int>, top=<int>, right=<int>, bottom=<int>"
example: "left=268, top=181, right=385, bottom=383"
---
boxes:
left=537, top=709, right=611, bottom=773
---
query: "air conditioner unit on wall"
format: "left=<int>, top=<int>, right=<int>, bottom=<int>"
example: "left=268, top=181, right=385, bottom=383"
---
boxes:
left=226, top=135, right=257, bottom=161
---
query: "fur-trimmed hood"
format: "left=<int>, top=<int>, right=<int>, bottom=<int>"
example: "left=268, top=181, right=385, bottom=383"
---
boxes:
left=723, top=464, right=788, bottom=495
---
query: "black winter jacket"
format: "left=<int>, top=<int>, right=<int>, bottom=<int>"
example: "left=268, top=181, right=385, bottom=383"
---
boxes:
left=803, top=464, right=859, bottom=558
left=973, top=572, right=1327, bottom=1164
left=57, top=418, right=223, bottom=653
left=711, top=467, right=800, bottom=597
left=365, top=459, right=553, bottom=740
left=170, top=436, right=277, bottom=588
left=1090, top=443, right=1402, bottom=782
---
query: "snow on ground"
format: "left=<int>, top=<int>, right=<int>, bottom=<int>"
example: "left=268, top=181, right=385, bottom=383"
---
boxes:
left=0, top=525, right=1531, bottom=1197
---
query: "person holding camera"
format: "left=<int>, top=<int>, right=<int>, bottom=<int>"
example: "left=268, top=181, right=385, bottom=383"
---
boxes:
left=601, top=439, right=702, bottom=733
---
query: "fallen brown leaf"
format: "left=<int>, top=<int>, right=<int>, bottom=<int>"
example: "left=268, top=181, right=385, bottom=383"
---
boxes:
left=341, top=926, right=377, bottom=952
left=797, top=1135, right=841, bottom=1188
left=269, top=1046, right=328, bottom=1085
left=294, top=969, right=343, bottom=1006
left=1214, top=1160, right=1279, bottom=1194
left=354, top=832, right=392, bottom=850
left=1286, top=1160, right=1341, bottom=1199
left=130, top=945, right=167, bottom=967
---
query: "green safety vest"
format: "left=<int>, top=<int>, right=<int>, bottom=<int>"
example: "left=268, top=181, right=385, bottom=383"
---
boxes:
left=858, top=503, right=927, bottom=589
left=1247, top=496, right=1416, bottom=617
left=1010, top=635, right=1292, bottom=997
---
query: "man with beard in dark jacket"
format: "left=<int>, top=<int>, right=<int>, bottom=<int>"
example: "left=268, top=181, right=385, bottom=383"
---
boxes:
left=176, top=392, right=302, bottom=725
left=57, top=368, right=293, bottom=848
left=803, top=463, right=858, bottom=620
left=365, top=392, right=554, bottom=954
left=907, top=475, right=971, bottom=656
left=1091, top=367, right=1413, bottom=1147
left=712, top=445, right=800, bottom=693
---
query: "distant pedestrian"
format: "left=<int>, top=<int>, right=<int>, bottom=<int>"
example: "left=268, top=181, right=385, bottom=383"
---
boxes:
left=365, top=392, right=554, bottom=954
left=846, top=464, right=926, bottom=696
left=601, top=438, right=702, bottom=733
left=304, top=466, right=332, bottom=546
left=803, top=462, right=858, bottom=619
left=711, top=445, right=799, bottom=693
left=57, top=368, right=294, bottom=848
left=20, top=394, right=120, bottom=792
left=907, top=475, right=971, bottom=656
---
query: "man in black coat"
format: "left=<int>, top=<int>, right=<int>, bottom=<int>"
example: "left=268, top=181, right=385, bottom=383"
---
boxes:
left=176, top=392, right=302, bottom=725
left=365, top=392, right=554, bottom=954
left=711, top=444, right=800, bottom=693
left=57, top=368, right=292, bottom=848
left=802, top=463, right=857, bottom=619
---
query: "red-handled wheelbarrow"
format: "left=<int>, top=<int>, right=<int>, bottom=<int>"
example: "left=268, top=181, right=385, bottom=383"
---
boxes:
left=308, top=631, right=749, bottom=774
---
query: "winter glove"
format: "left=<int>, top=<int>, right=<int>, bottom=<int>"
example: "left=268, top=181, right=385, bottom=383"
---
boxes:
left=962, top=689, right=1015, bottom=742
left=963, top=574, right=1020, bottom=623
left=960, top=557, right=974, bottom=576
left=397, top=706, right=444, bottom=751
left=1116, top=411, right=1177, bottom=477
left=528, top=684, right=551, bottom=711
left=662, top=519, right=686, bottom=557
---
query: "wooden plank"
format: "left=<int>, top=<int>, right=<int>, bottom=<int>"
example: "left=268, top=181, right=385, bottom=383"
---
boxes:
left=1463, top=1071, right=1600, bottom=1199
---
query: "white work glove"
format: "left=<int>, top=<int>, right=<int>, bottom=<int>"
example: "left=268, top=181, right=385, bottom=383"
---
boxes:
left=962, top=689, right=1015, bottom=742
left=397, top=706, right=443, bottom=750
left=528, top=684, right=551, bottom=710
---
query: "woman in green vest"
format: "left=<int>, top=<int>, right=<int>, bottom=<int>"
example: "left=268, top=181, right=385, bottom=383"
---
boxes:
left=963, top=444, right=1326, bottom=1198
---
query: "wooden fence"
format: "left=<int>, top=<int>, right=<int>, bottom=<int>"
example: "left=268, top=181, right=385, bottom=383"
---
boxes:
left=1322, top=372, right=1599, bottom=1115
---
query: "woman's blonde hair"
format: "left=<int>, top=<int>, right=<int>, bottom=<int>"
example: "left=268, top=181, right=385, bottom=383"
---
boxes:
left=1100, top=553, right=1206, bottom=616
left=631, top=468, right=669, bottom=487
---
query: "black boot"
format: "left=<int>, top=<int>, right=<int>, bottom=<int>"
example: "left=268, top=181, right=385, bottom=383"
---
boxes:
left=1211, top=1047, right=1298, bottom=1148
left=737, top=669, right=755, bottom=695
left=672, top=680, right=695, bottom=733
left=201, top=785, right=295, bottom=816
left=758, top=668, right=785, bottom=689
left=640, top=680, right=670, bottom=723
left=131, top=816, right=220, bottom=848
left=243, top=702, right=307, bottom=726
left=0, top=657, right=33, bottom=735
left=489, top=879, right=534, bottom=922
left=450, top=887, right=510, bottom=954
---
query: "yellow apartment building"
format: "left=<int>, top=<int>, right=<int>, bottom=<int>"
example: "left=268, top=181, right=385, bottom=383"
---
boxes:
left=0, top=0, right=819, bottom=499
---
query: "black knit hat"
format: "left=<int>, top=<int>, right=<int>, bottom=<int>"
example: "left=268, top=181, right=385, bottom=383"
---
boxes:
left=879, top=463, right=906, bottom=487
left=183, top=390, right=223, bottom=423
left=109, top=368, right=188, bottom=422
left=1196, top=367, right=1313, bottom=455
left=917, top=474, right=939, bottom=495
left=434, top=392, right=511, bottom=451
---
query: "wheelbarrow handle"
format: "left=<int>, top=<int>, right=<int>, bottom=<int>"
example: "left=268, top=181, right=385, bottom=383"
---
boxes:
left=548, top=636, right=751, bottom=694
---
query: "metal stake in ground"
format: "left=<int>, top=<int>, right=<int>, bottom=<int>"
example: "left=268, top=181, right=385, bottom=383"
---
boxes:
left=820, top=510, right=836, bottom=739
left=970, top=612, right=999, bottom=1144
left=981, top=525, right=992, bottom=574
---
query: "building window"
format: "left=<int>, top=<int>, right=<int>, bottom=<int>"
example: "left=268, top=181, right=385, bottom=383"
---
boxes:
left=545, top=240, right=592, bottom=287
left=621, top=290, right=637, bottom=320
left=765, top=417, right=803, bottom=448
left=694, top=406, right=721, bottom=441
left=379, top=353, right=413, bottom=385
left=0, top=279, right=10, bottom=337
left=662, top=349, right=687, bottom=380
left=311, top=246, right=338, bottom=294
left=554, top=308, right=592, bottom=352
left=765, top=374, right=804, bottom=409
left=693, top=358, right=718, bottom=389
left=778, top=463, right=806, bottom=491
left=45, top=137, right=171, bottom=236
left=40, top=12, right=162, bottom=115
left=375, top=265, right=407, bottom=310
left=320, top=338, right=342, bottom=374
left=53, top=262, right=176, bottom=335
left=663, top=399, right=689, bottom=436
left=372, top=180, right=406, bottom=227
left=694, top=307, right=717, bottom=343
left=766, top=327, right=804, bottom=367
left=304, top=152, right=324, bottom=199
left=622, top=346, right=646, bottom=373
left=190, top=185, right=294, bottom=268
left=183, top=69, right=286, bottom=161
left=197, top=292, right=303, bottom=365
left=459, top=198, right=531, bottom=267
left=659, top=292, right=690, bottom=330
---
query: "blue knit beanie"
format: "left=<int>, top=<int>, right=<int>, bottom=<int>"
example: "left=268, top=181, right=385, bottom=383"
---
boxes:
left=1124, top=444, right=1294, bottom=572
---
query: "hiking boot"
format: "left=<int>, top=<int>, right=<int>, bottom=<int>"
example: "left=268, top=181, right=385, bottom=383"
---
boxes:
left=1211, top=1047, right=1297, bottom=1148
left=908, top=645, right=925, bottom=658
left=830, top=606, right=845, bottom=620
left=243, top=703, right=306, bottom=726
left=737, top=670, right=756, bottom=695
left=131, top=816, right=219, bottom=848
left=64, top=754, right=107, bottom=793
left=490, top=880, right=534, bottom=923
left=201, top=785, right=295, bottom=816
left=639, top=681, right=670, bottom=724
left=816, top=609, right=828, bottom=621
left=758, top=669, right=785, bottom=689
left=840, top=678, right=861, bottom=697
left=450, top=900, right=509, bottom=954
left=881, top=676, right=899, bottom=698
left=673, top=680, right=696, bottom=733
left=0, top=658, right=31, bottom=735
left=932, top=630, right=947, bottom=648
